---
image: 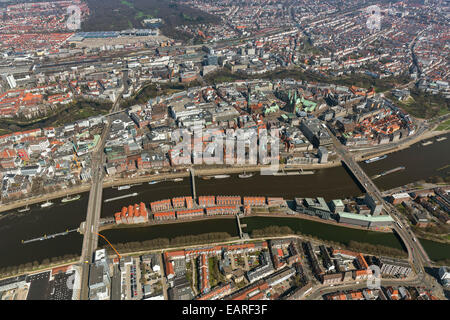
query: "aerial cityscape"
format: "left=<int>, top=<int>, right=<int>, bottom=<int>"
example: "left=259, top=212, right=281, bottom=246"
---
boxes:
left=0, top=0, right=449, bottom=308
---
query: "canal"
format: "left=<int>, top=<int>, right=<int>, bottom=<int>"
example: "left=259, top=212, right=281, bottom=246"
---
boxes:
left=0, top=133, right=449, bottom=269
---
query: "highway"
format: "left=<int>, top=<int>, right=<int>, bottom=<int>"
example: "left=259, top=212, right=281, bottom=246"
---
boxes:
left=324, top=122, right=436, bottom=291
left=79, top=85, right=124, bottom=300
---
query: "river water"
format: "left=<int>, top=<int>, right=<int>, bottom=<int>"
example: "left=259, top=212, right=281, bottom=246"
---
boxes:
left=0, top=133, right=449, bottom=269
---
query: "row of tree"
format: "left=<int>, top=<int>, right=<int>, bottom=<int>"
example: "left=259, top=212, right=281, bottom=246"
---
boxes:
left=0, top=254, right=79, bottom=279
left=107, top=232, right=233, bottom=255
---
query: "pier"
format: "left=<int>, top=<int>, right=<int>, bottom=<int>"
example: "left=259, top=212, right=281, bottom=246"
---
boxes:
left=236, top=214, right=249, bottom=239
left=190, top=167, right=197, bottom=200
left=104, top=192, right=138, bottom=203
left=22, top=229, right=78, bottom=244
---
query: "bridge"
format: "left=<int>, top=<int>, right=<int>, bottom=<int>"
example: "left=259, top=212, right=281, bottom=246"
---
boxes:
left=78, top=86, right=124, bottom=300
left=324, top=123, right=433, bottom=285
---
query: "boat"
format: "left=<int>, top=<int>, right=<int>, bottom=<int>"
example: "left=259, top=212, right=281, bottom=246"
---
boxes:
left=422, top=141, right=433, bottom=146
left=117, top=185, right=131, bottom=190
left=41, top=201, right=53, bottom=208
left=436, top=136, right=447, bottom=142
left=18, top=205, right=30, bottom=213
left=61, top=194, right=81, bottom=203
left=148, top=181, right=160, bottom=185
left=364, top=155, right=388, bottom=164
left=214, top=175, right=230, bottom=179
left=372, top=166, right=405, bottom=179
left=238, top=172, right=254, bottom=179
left=172, top=178, right=183, bottom=182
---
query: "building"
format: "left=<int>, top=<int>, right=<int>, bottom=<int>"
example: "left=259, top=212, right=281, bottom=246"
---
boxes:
left=377, top=257, right=412, bottom=277
left=205, top=205, right=239, bottom=216
left=196, top=283, right=233, bottom=300
left=438, top=266, right=450, bottom=287
left=216, top=196, right=241, bottom=206
left=266, top=267, right=296, bottom=287
left=114, top=202, right=148, bottom=224
left=153, top=211, right=176, bottom=220
left=389, top=193, right=411, bottom=204
left=176, top=208, right=204, bottom=219
left=300, top=118, right=333, bottom=147
left=329, top=199, right=345, bottom=213
left=88, top=249, right=111, bottom=300
left=199, top=254, right=210, bottom=294
left=322, top=273, right=342, bottom=285
left=198, top=195, right=215, bottom=207
left=337, top=212, right=393, bottom=228
left=364, top=194, right=383, bottom=216
left=150, top=199, right=172, bottom=212
left=318, top=146, right=329, bottom=163
left=246, top=251, right=274, bottom=283
left=243, top=197, right=266, bottom=207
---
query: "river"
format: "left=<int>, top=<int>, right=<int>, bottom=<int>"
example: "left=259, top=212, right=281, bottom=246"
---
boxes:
left=0, top=133, right=448, bottom=269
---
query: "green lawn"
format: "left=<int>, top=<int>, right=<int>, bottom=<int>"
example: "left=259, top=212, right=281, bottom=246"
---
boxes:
left=436, top=119, right=450, bottom=131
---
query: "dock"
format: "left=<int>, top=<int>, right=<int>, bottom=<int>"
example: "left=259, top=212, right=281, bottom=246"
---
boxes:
left=190, top=167, right=197, bottom=200
left=104, top=192, right=138, bottom=203
left=22, top=229, right=78, bottom=244
left=236, top=214, right=249, bottom=239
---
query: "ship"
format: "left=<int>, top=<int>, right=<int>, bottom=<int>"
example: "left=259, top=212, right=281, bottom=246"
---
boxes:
left=41, top=201, right=54, bottom=208
left=172, top=178, right=183, bottom=182
left=238, top=172, right=254, bottom=179
left=117, top=185, right=131, bottom=190
left=61, top=194, right=81, bottom=203
left=148, top=181, right=160, bottom=185
left=201, top=176, right=212, bottom=180
left=372, top=166, right=405, bottom=179
left=214, top=175, right=230, bottom=179
left=18, top=205, right=30, bottom=213
left=421, top=141, right=433, bottom=146
left=436, top=136, right=447, bottom=142
left=364, top=155, right=388, bottom=164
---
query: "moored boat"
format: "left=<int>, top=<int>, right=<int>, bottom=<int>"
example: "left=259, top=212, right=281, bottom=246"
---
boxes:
left=61, top=194, right=81, bottom=203
left=214, top=175, right=230, bottom=179
left=41, top=201, right=53, bottom=208
left=238, top=172, right=254, bottom=179
left=364, top=155, right=388, bottom=164
left=18, top=205, right=30, bottom=213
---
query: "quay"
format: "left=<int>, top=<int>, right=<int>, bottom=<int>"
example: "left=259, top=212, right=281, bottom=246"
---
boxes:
left=22, top=229, right=78, bottom=244
left=104, top=192, right=138, bottom=203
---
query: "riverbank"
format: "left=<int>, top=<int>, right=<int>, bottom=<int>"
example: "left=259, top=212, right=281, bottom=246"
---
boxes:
left=355, top=129, right=450, bottom=161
